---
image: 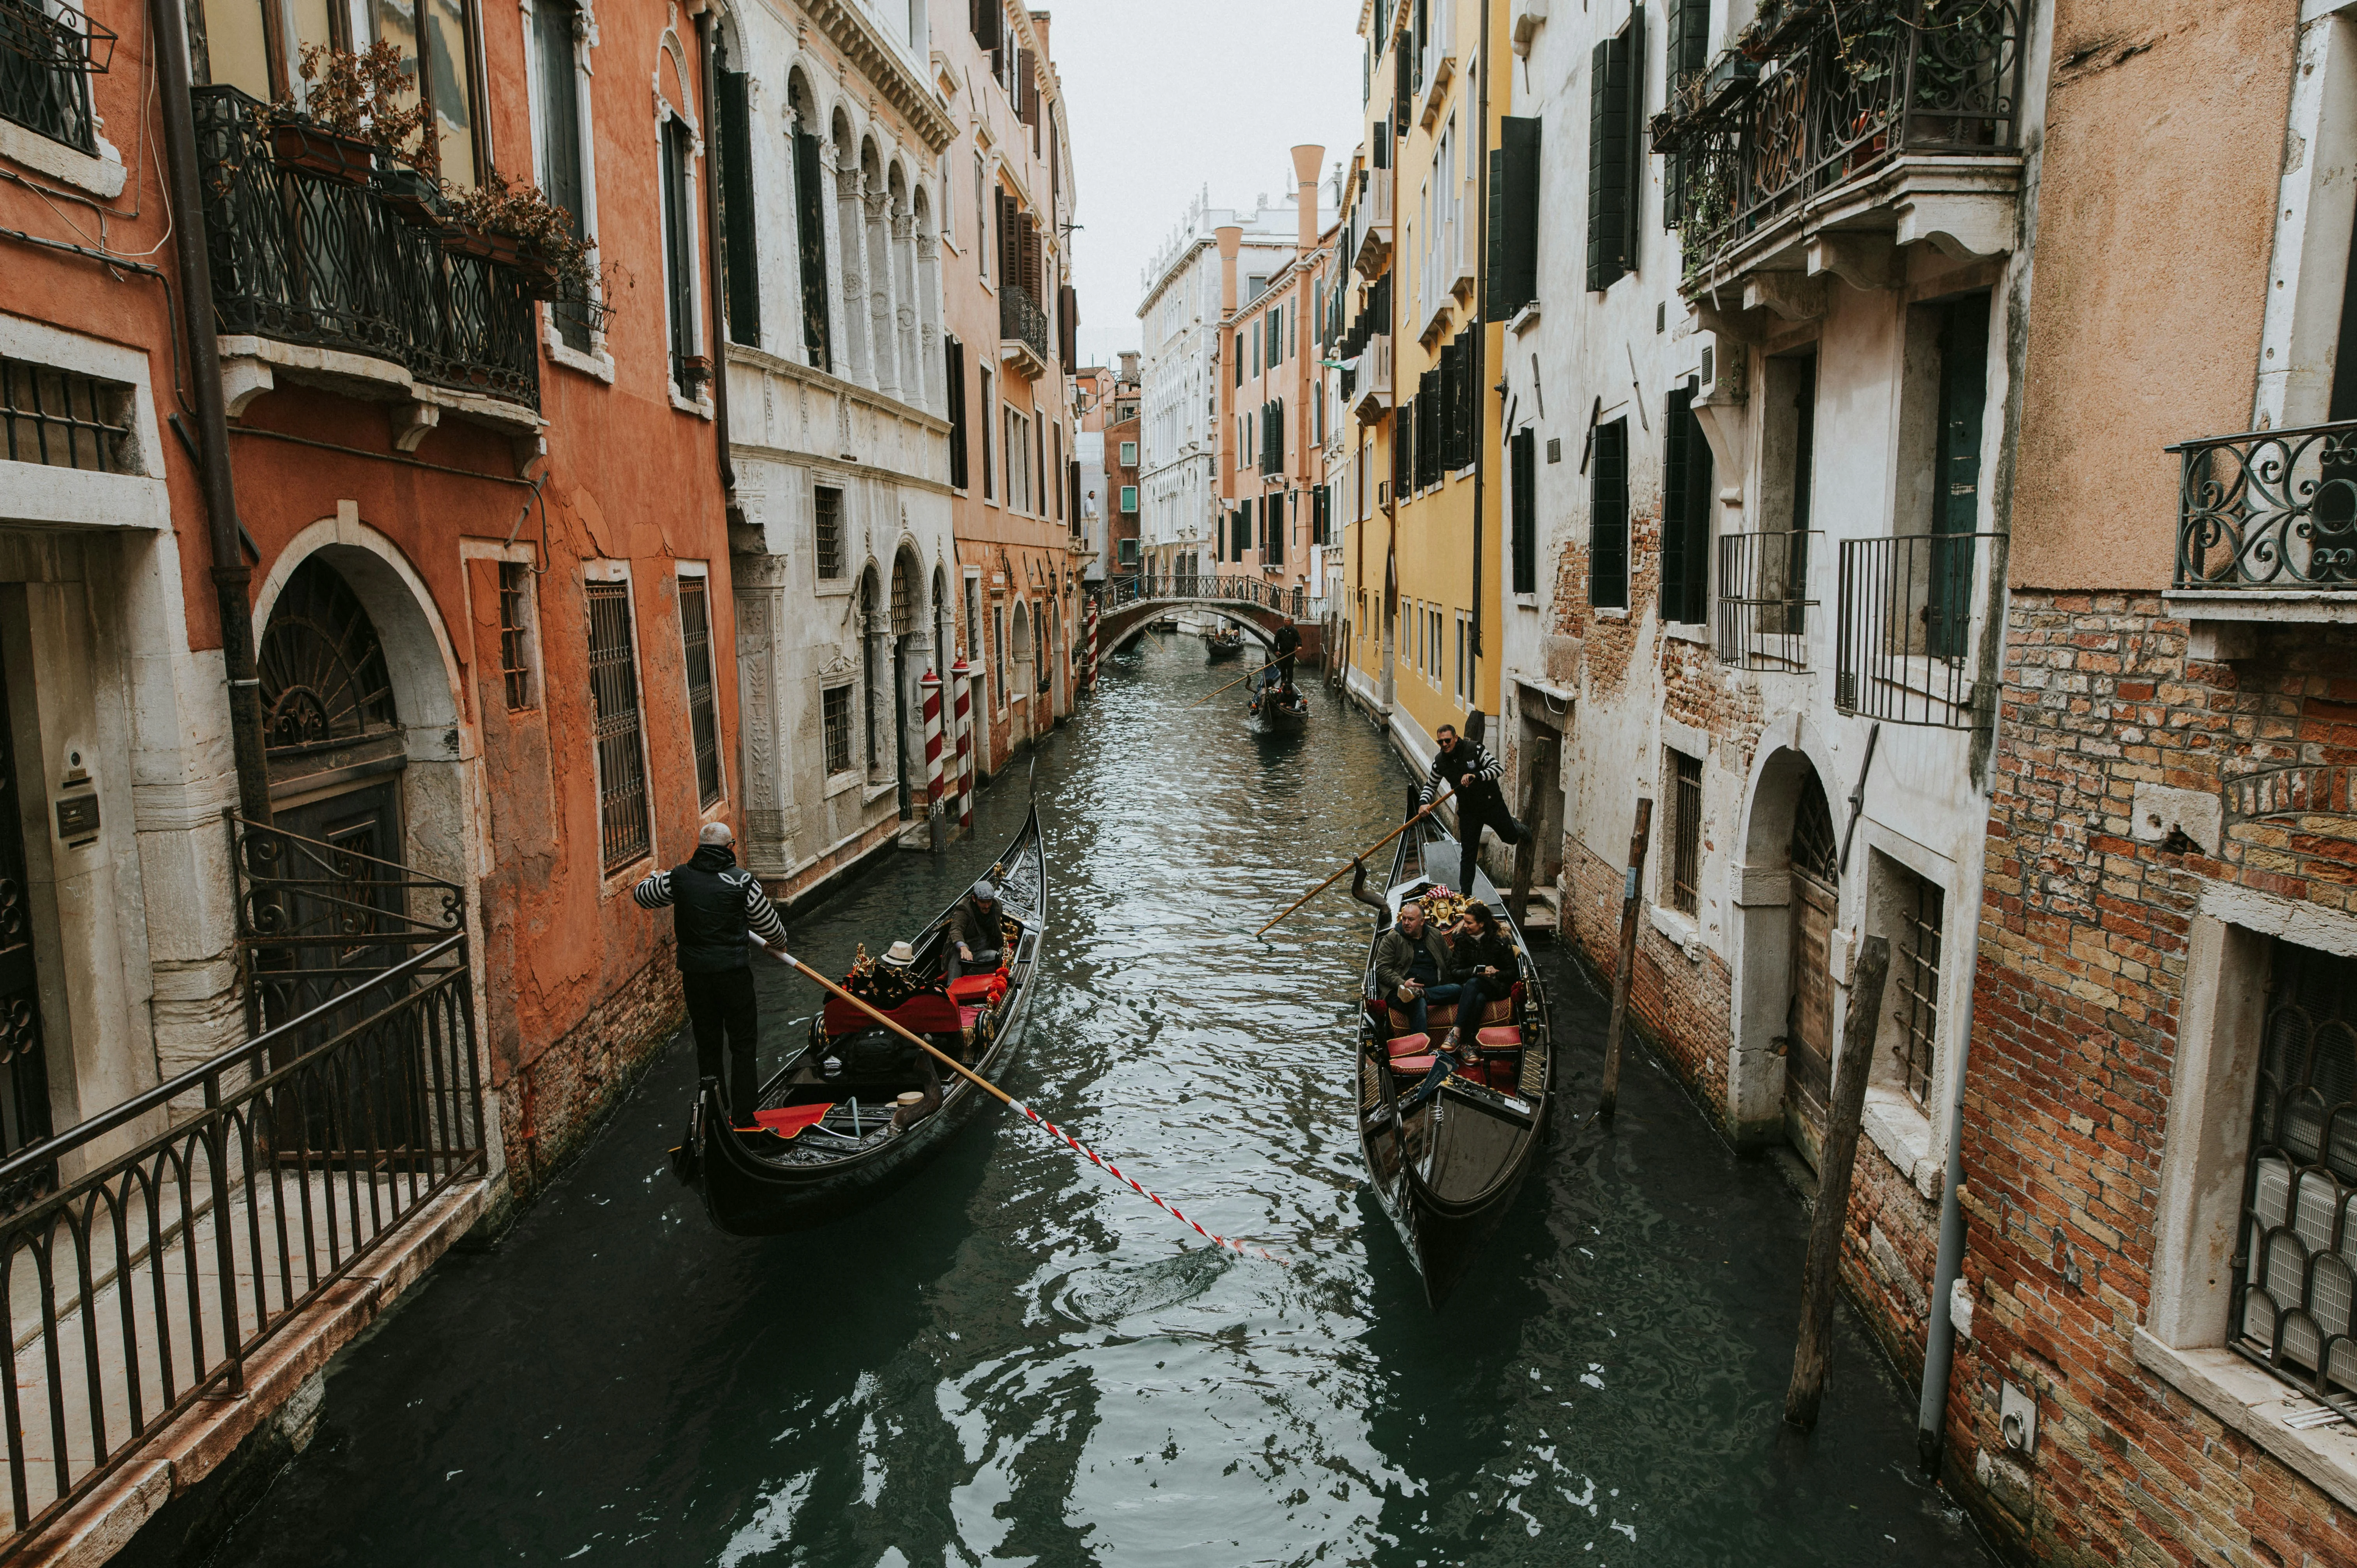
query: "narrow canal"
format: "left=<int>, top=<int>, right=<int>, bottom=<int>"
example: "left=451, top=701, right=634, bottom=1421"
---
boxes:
left=208, top=638, right=1995, bottom=1568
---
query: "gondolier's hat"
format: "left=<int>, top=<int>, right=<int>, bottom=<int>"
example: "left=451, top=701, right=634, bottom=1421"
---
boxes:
left=972, top=879, right=999, bottom=902
left=880, top=941, right=917, bottom=967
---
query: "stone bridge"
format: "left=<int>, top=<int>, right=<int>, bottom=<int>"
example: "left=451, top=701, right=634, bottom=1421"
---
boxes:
left=1095, top=573, right=1322, bottom=659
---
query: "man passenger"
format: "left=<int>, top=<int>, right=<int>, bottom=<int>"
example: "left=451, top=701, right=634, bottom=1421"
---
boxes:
left=1372, top=897, right=1460, bottom=1042
left=946, top=879, right=1005, bottom=986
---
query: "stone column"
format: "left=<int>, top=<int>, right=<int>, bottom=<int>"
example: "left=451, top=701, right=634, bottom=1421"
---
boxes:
left=832, top=155, right=871, bottom=388
left=915, top=230, right=943, bottom=414
left=865, top=187, right=899, bottom=402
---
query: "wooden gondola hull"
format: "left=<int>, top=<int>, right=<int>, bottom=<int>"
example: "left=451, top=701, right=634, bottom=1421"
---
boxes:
left=1353, top=808, right=1551, bottom=1307
left=1205, top=639, right=1244, bottom=662
left=1248, top=696, right=1309, bottom=731
left=679, top=806, right=1046, bottom=1237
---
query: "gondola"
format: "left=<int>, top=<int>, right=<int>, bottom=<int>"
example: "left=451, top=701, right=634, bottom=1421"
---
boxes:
left=1204, top=626, right=1246, bottom=662
left=1246, top=678, right=1309, bottom=730
left=675, top=805, right=1047, bottom=1235
left=1352, top=791, right=1551, bottom=1305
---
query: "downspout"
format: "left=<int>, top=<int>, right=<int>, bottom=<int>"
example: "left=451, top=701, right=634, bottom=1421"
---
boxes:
left=1469, top=0, right=1490, bottom=685
left=152, top=0, right=271, bottom=828
left=696, top=7, right=737, bottom=499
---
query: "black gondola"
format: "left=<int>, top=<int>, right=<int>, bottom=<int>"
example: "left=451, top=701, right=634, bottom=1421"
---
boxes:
left=1246, top=675, right=1309, bottom=730
left=1352, top=793, right=1552, bottom=1305
left=1205, top=626, right=1245, bottom=662
left=677, top=805, right=1046, bottom=1235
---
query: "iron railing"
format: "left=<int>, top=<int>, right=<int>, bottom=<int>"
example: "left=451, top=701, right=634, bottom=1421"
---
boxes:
left=2232, top=939, right=2357, bottom=1422
left=227, top=814, right=464, bottom=1037
left=1716, top=530, right=1819, bottom=669
left=0, top=931, right=482, bottom=1550
left=2173, top=420, right=2357, bottom=591
left=999, top=283, right=1048, bottom=365
left=1104, top=572, right=1307, bottom=622
left=193, top=85, right=540, bottom=410
left=0, top=0, right=112, bottom=154
left=1658, top=0, right=2025, bottom=278
left=1835, top=532, right=1996, bottom=728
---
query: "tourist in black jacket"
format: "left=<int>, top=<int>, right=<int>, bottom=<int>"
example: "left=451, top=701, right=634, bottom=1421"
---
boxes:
left=1403, top=901, right=1519, bottom=1108
left=1417, top=723, right=1527, bottom=897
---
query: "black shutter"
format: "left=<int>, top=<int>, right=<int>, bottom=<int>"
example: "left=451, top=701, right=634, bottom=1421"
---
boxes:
left=793, top=130, right=830, bottom=371
left=1662, top=384, right=1692, bottom=621
left=1441, top=337, right=1469, bottom=469
left=1058, top=284, right=1078, bottom=374
left=1417, top=368, right=1440, bottom=489
left=1394, top=396, right=1412, bottom=498
left=662, top=118, right=695, bottom=393
left=1625, top=5, right=1644, bottom=277
left=717, top=68, right=759, bottom=348
left=972, top=0, right=1002, bottom=52
left=1664, top=0, right=1708, bottom=228
left=1488, top=117, right=1542, bottom=321
left=1272, top=397, right=1284, bottom=469
left=1511, top=427, right=1537, bottom=593
left=1590, top=417, right=1629, bottom=607
left=1587, top=30, right=1634, bottom=291
left=946, top=337, right=968, bottom=488
left=1395, top=41, right=1412, bottom=137
left=1270, top=494, right=1285, bottom=565
left=1233, top=507, right=1250, bottom=559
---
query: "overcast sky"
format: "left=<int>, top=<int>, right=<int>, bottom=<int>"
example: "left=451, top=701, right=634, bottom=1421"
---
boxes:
left=1048, top=0, right=1369, bottom=369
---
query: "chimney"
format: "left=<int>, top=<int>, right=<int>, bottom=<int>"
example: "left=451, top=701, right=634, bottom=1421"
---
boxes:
left=1216, top=225, right=1242, bottom=315
left=1290, top=144, right=1324, bottom=255
left=1029, top=10, right=1051, bottom=62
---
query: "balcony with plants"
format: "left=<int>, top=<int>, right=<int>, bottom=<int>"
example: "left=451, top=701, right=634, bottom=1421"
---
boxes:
left=0, top=0, right=115, bottom=155
left=196, top=44, right=595, bottom=422
left=1652, top=0, right=2025, bottom=298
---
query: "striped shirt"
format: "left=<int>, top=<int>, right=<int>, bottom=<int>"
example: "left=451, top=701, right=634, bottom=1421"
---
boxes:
left=1418, top=738, right=1503, bottom=806
left=631, top=865, right=790, bottom=946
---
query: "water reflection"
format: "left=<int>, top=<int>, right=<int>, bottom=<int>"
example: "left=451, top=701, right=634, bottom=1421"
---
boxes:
left=211, top=636, right=1991, bottom=1568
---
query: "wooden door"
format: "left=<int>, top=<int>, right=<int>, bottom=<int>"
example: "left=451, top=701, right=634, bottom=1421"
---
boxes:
left=0, top=643, right=56, bottom=1199
left=1785, top=868, right=1836, bottom=1169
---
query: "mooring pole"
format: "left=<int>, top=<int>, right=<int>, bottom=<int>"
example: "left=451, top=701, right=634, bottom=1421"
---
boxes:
left=1597, top=796, right=1653, bottom=1119
left=921, top=667, right=945, bottom=853
left=1785, top=933, right=1894, bottom=1430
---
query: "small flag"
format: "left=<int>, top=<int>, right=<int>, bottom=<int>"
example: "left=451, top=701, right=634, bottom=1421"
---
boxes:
left=751, top=1104, right=832, bottom=1139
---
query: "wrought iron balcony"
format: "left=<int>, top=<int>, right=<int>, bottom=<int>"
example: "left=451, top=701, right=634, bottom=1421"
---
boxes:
left=0, top=0, right=114, bottom=153
left=194, top=86, right=540, bottom=411
left=2173, top=420, right=2357, bottom=592
left=999, top=282, right=1049, bottom=380
left=1657, top=0, right=2025, bottom=283
left=1835, top=531, right=1997, bottom=728
left=1716, top=530, right=1819, bottom=670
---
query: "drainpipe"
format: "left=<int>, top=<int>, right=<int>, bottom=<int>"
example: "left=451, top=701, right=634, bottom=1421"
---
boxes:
left=696, top=6, right=737, bottom=499
left=1469, top=1, right=1490, bottom=683
left=1917, top=976, right=1977, bottom=1470
left=151, top=0, right=272, bottom=828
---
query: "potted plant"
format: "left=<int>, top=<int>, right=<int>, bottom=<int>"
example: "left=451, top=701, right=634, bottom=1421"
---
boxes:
left=265, top=42, right=434, bottom=189
left=440, top=169, right=596, bottom=304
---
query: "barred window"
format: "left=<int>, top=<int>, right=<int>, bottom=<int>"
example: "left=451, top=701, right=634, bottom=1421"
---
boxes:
left=2233, top=939, right=2357, bottom=1417
left=1668, top=750, right=1702, bottom=916
left=815, top=486, right=843, bottom=579
left=586, top=579, right=651, bottom=871
left=821, top=683, right=853, bottom=775
left=1891, top=876, right=1944, bottom=1107
left=678, top=574, right=722, bottom=807
left=1, top=358, right=133, bottom=473
left=498, top=562, right=535, bottom=710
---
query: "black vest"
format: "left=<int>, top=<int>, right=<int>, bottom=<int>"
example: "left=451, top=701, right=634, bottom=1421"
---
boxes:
left=670, top=845, right=754, bottom=974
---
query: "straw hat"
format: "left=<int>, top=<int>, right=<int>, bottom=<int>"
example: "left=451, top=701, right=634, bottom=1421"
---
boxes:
left=880, top=941, right=917, bottom=967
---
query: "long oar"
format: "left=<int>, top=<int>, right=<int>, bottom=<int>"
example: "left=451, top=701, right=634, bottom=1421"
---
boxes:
left=1255, top=780, right=1457, bottom=937
left=1188, top=663, right=1271, bottom=709
left=763, top=948, right=1283, bottom=1265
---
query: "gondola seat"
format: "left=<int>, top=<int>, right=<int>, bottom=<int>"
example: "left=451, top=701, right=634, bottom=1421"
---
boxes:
left=1474, top=1025, right=1522, bottom=1047
left=948, top=971, right=1009, bottom=1005
left=1385, top=994, right=1516, bottom=1035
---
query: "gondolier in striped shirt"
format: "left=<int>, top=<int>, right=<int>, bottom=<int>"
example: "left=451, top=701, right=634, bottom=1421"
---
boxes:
left=1417, top=722, right=1528, bottom=899
left=633, top=821, right=790, bottom=1127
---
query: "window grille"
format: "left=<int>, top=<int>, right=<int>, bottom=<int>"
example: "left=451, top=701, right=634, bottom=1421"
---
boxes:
left=585, top=581, right=651, bottom=871
left=2233, top=940, right=2357, bottom=1419
left=1, top=357, right=131, bottom=472
left=497, top=562, right=534, bottom=710
left=0, top=0, right=113, bottom=154
left=1891, top=876, right=1943, bottom=1107
left=821, top=683, right=853, bottom=775
left=1668, top=750, right=1702, bottom=915
left=815, top=486, right=843, bottom=579
left=678, top=576, right=721, bottom=807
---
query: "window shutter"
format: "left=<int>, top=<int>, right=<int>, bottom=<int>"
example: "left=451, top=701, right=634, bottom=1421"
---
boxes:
left=1417, top=368, right=1441, bottom=489
left=1662, top=383, right=1692, bottom=621
left=1058, top=283, right=1078, bottom=374
left=1021, top=213, right=1041, bottom=298
left=1624, top=5, right=1644, bottom=277
left=1273, top=398, right=1285, bottom=469
left=1590, top=417, right=1630, bottom=607
left=973, top=0, right=1003, bottom=52
left=1394, top=396, right=1413, bottom=498
left=1587, top=32, right=1633, bottom=291
left=946, top=335, right=968, bottom=489
left=1488, top=117, right=1542, bottom=321
left=718, top=68, right=759, bottom=348
left=1271, top=494, right=1285, bottom=565
left=794, top=130, right=831, bottom=371
left=1019, top=48, right=1038, bottom=125
left=1511, top=427, right=1537, bottom=593
left=1395, top=41, right=1412, bottom=137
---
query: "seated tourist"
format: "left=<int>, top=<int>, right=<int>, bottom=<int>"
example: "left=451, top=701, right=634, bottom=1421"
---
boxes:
left=1403, top=901, right=1517, bottom=1108
left=946, top=879, right=1005, bottom=985
left=1372, top=898, right=1459, bottom=1042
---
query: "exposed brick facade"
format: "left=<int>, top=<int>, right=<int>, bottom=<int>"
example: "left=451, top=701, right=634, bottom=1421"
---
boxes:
left=1949, top=589, right=2357, bottom=1565
left=497, top=954, right=682, bottom=1204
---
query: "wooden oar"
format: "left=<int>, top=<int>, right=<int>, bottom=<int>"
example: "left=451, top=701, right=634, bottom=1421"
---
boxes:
left=1255, top=780, right=1457, bottom=936
left=1188, top=664, right=1271, bottom=708
left=761, top=948, right=1284, bottom=1264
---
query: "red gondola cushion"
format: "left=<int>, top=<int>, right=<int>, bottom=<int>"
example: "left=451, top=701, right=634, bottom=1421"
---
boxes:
left=822, top=991, right=964, bottom=1038
left=1475, top=1026, right=1523, bottom=1047
left=1389, top=1054, right=1437, bottom=1075
left=1385, top=1032, right=1431, bottom=1059
left=948, top=972, right=1007, bottom=1004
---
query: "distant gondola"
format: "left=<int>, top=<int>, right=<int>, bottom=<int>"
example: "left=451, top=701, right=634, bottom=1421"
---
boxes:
left=1246, top=678, right=1308, bottom=730
left=676, top=806, right=1046, bottom=1235
left=1352, top=794, right=1551, bottom=1305
left=1205, top=626, right=1246, bottom=662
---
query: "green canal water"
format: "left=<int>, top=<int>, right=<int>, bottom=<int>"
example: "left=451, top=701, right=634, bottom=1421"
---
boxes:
left=207, top=636, right=1995, bottom=1567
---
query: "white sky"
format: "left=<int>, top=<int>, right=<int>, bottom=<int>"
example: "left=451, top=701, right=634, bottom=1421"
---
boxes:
left=1047, top=0, right=1370, bottom=369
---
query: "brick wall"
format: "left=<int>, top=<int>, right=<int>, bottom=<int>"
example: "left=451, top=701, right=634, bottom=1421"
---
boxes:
left=497, top=953, right=682, bottom=1202
left=1950, top=589, right=2357, bottom=1564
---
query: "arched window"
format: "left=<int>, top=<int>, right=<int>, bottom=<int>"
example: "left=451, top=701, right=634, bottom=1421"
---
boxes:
left=259, top=558, right=399, bottom=755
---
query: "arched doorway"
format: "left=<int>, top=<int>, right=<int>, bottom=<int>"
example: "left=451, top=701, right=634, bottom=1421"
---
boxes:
left=1011, top=601, right=1034, bottom=733
left=1784, top=771, right=1840, bottom=1167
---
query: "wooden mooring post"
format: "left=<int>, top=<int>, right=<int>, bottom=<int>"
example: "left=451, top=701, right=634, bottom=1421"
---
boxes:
left=1785, top=932, right=1893, bottom=1430
left=1596, top=796, right=1652, bottom=1120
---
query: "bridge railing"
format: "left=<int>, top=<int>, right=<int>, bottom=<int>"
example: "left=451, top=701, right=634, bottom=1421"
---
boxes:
left=1104, top=573, right=1306, bottom=622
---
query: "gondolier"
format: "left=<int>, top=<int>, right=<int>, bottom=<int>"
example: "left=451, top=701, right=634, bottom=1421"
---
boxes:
left=1417, top=723, right=1526, bottom=895
left=633, top=821, right=790, bottom=1125
left=1271, top=621, right=1301, bottom=686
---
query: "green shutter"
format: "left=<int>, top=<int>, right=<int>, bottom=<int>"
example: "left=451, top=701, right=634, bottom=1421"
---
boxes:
left=1626, top=5, right=1645, bottom=277
left=1488, top=117, right=1542, bottom=321
left=1588, top=30, right=1634, bottom=291
left=1590, top=417, right=1629, bottom=608
left=1662, top=385, right=1692, bottom=622
left=718, top=68, right=759, bottom=347
left=793, top=130, right=830, bottom=371
left=1511, top=427, right=1537, bottom=594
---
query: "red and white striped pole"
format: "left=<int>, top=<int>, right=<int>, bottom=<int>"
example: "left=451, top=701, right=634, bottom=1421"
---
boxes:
left=949, top=656, right=974, bottom=835
left=1084, top=593, right=1099, bottom=692
left=920, top=666, right=944, bottom=851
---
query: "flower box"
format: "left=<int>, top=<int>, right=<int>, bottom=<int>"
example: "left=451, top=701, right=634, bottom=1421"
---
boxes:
left=269, top=121, right=373, bottom=184
left=373, top=165, right=443, bottom=227
left=441, top=226, right=562, bottom=298
left=677, top=354, right=714, bottom=388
